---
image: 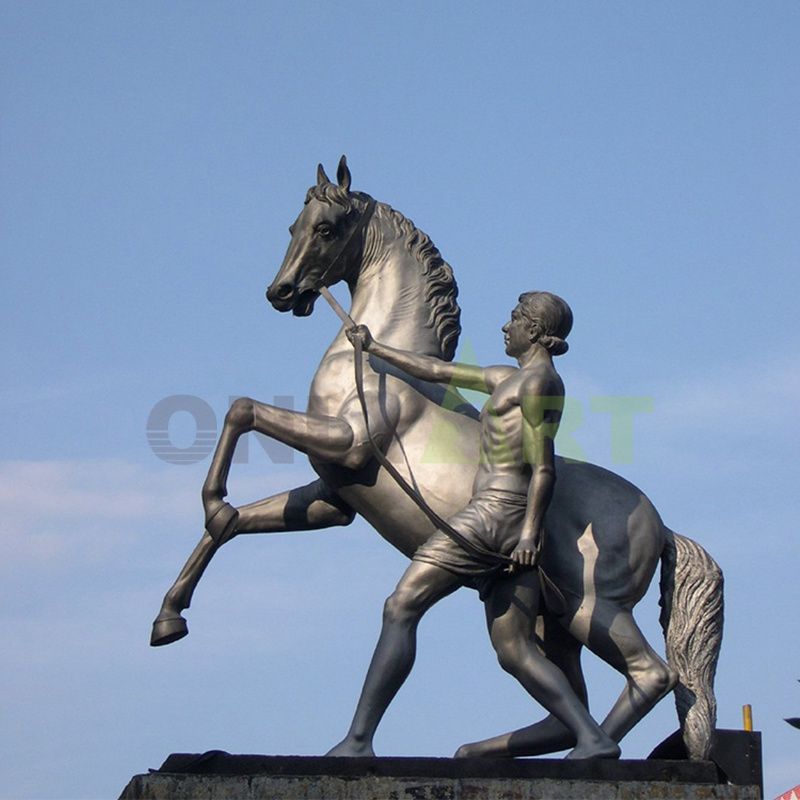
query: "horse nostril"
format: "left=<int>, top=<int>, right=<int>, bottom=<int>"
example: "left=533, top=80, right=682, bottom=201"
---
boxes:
left=267, top=282, right=293, bottom=302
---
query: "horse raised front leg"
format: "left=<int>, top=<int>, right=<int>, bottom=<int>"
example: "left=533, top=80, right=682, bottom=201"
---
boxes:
left=151, top=479, right=355, bottom=646
left=201, top=397, right=369, bottom=542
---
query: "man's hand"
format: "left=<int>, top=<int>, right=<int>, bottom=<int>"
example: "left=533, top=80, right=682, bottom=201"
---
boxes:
left=508, top=534, right=543, bottom=573
left=346, top=324, right=373, bottom=351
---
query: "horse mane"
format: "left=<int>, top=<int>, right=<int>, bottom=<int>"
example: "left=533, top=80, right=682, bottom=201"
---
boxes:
left=305, top=183, right=461, bottom=361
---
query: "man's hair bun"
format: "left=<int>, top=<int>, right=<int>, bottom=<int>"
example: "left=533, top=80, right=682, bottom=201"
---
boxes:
left=538, top=335, right=569, bottom=356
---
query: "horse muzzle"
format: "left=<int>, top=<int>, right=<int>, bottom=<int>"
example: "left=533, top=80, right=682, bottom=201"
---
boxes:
left=266, top=281, right=319, bottom=316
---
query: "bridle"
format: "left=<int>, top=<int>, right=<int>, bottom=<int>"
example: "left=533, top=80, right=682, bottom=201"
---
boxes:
left=313, top=195, right=377, bottom=298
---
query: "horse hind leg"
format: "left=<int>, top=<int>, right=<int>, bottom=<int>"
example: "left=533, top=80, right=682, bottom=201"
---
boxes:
left=150, top=480, right=355, bottom=647
left=457, top=604, right=675, bottom=756
left=573, top=598, right=678, bottom=744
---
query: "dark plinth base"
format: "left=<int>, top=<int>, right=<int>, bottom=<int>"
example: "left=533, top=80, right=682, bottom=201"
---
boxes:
left=120, top=751, right=761, bottom=800
left=650, top=729, right=763, bottom=794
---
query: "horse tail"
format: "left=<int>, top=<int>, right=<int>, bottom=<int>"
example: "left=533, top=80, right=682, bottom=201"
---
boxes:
left=658, top=530, right=724, bottom=760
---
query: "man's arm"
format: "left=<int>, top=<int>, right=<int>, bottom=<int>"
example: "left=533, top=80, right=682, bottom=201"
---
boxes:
left=348, top=324, right=513, bottom=393
left=511, top=377, right=563, bottom=568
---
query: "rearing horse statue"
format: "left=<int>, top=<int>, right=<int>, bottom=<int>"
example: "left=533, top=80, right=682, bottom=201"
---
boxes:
left=151, top=157, right=723, bottom=761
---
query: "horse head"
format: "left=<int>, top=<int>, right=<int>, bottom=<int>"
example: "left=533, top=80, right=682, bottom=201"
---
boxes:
left=267, top=155, right=375, bottom=316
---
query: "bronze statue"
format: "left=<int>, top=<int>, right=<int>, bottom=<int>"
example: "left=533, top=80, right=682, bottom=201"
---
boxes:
left=151, top=157, right=723, bottom=761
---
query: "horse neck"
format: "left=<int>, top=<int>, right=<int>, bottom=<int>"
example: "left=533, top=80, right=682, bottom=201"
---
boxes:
left=329, top=209, right=445, bottom=357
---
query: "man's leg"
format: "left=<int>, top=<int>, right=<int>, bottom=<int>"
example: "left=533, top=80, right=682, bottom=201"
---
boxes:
left=455, top=615, right=586, bottom=757
left=484, top=571, right=620, bottom=760
left=326, top=560, right=461, bottom=756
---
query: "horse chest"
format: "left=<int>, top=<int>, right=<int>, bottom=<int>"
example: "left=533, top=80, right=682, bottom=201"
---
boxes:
left=308, top=354, right=357, bottom=414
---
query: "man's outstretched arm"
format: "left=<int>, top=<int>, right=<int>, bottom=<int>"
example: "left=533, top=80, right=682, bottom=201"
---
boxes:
left=347, top=324, right=512, bottom=393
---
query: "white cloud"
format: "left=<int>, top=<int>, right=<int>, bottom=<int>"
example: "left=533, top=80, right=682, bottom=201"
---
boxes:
left=648, top=353, right=800, bottom=430
left=0, top=460, right=192, bottom=519
left=557, top=352, right=800, bottom=472
left=0, top=458, right=313, bottom=571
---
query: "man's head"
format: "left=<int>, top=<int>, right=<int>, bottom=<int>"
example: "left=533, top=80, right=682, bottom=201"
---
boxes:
left=505, top=291, right=573, bottom=357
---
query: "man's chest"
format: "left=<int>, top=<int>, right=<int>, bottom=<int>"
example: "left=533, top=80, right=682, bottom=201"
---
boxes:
left=483, top=374, right=526, bottom=416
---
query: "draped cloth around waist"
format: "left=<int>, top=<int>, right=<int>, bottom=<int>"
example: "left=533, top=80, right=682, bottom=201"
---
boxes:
left=413, top=488, right=528, bottom=600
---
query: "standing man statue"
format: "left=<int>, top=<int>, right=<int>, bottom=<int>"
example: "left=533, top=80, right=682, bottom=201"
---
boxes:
left=329, top=291, right=620, bottom=760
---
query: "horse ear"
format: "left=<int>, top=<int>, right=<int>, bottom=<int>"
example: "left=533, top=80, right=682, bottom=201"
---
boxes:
left=317, top=163, right=331, bottom=185
left=337, top=155, right=351, bottom=191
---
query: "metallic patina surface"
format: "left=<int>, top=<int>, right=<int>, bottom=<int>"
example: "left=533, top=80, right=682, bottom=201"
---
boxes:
left=150, top=158, right=723, bottom=762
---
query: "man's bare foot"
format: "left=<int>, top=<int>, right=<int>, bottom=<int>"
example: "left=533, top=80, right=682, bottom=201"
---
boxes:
left=325, top=738, right=375, bottom=757
left=565, top=734, right=621, bottom=760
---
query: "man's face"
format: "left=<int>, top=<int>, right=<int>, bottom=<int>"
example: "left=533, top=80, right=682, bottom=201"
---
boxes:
left=502, top=305, right=534, bottom=358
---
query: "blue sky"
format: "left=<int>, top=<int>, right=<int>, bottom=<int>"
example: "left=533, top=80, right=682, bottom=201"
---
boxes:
left=1, top=2, right=798, bottom=798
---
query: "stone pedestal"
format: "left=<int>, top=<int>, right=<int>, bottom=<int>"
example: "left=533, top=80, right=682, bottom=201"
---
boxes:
left=119, top=752, right=762, bottom=800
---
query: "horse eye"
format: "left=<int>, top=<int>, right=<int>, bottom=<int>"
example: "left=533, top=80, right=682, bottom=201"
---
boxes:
left=317, top=224, right=333, bottom=238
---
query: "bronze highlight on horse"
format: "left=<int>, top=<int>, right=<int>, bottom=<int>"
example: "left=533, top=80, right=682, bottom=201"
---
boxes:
left=151, top=156, right=723, bottom=761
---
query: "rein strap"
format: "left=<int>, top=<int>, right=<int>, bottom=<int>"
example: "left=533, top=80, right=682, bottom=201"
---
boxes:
left=352, top=337, right=511, bottom=571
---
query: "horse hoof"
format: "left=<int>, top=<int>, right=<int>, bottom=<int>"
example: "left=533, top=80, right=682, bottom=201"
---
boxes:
left=205, top=501, right=240, bottom=545
left=151, top=615, right=188, bottom=647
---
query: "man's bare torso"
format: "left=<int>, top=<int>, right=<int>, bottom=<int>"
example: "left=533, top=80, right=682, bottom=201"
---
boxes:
left=473, top=364, right=564, bottom=495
